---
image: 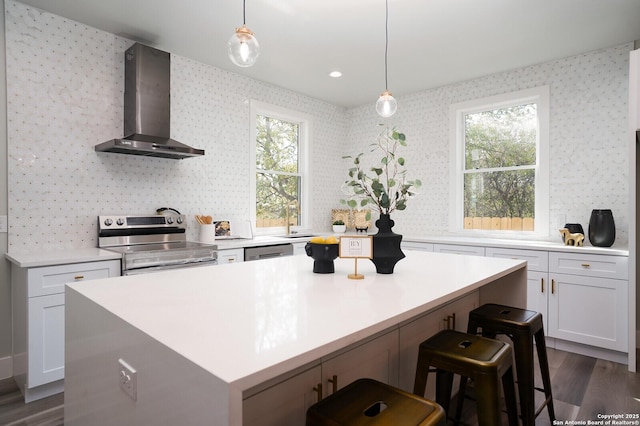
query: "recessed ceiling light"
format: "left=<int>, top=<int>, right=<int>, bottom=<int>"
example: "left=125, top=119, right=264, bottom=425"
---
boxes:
left=329, top=71, right=342, bottom=78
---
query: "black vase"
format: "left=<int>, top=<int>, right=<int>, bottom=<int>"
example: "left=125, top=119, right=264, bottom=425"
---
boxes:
left=371, top=214, right=405, bottom=274
left=588, top=209, right=616, bottom=247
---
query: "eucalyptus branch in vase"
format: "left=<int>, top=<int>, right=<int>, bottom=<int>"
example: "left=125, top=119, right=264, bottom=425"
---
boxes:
left=340, top=126, right=421, bottom=220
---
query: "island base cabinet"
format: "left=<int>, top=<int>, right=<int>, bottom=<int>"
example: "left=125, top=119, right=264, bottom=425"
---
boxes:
left=398, top=291, right=479, bottom=397
left=548, top=274, right=628, bottom=352
left=243, top=365, right=321, bottom=426
left=242, top=329, right=399, bottom=426
left=321, top=329, right=399, bottom=396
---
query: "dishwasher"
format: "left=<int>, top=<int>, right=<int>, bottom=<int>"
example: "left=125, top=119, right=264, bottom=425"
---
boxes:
left=244, top=244, right=294, bottom=261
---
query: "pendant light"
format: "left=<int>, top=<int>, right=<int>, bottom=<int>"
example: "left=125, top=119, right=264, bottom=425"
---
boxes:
left=228, top=0, right=260, bottom=67
left=375, top=0, right=397, bottom=118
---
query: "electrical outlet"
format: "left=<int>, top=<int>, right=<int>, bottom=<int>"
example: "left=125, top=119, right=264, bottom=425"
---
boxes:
left=118, top=358, right=137, bottom=401
left=0, top=215, right=7, bottom=233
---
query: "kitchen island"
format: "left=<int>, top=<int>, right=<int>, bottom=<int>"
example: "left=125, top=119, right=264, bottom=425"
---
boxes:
left=64, top=250, right=526, bottom=425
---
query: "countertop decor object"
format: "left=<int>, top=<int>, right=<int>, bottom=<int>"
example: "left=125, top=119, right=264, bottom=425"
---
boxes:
left=588, top=209, right=616, bottom=247
left=331, top=220, right=346, bottom=233
left=305, top=240, right=339, bottom=273
left=561, top=223, right=584, bottom=242
left=341, top=126, right=421, bottom=273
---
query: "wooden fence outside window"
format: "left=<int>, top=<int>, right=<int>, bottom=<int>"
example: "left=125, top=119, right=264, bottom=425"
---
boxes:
left=464, top=217, right=534, bottom=231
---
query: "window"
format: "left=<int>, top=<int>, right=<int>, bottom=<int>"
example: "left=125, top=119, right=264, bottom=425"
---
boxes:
left=449, top=86, right=549, bottom=236
left=250, top=101, right=310, bottom=235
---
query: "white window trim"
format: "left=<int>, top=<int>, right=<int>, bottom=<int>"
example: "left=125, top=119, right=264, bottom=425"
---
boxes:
left=448, top=86, right=550, bottom=238
left=249, top=100, right=312, bottom=236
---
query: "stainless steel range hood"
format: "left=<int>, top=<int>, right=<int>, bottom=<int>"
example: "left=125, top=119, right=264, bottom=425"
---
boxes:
left=95, top=43, right=204, bottom=159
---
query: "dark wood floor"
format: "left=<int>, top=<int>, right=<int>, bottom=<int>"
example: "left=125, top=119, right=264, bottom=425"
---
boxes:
left=0, top=347, right=639, bottom=425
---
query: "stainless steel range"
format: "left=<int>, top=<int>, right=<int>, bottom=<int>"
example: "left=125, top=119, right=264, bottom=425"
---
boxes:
left=98, top=214, right=218, bottom=275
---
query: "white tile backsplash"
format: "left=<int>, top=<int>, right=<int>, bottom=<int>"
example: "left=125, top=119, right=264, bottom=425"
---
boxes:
left=4, top=0, right=632, bottom=252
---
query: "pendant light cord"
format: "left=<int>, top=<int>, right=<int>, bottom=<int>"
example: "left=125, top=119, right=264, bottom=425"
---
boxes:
left=384, top=0, right=389, bottom=91
left=243, top=0, right=247, bottom=25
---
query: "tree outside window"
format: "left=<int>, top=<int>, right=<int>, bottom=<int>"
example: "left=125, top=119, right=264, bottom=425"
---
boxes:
left=450, top=86, right=549, bottom=235
left=464, top=103, right=537, bottom=221
left=253, top=107, right=307, bottom=231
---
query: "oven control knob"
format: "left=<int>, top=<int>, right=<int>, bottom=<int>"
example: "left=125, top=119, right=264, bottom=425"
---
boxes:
left=176, top=216, right=183, bottom=224
left=116, top=218, right=124, bottom=226
left=166, top=217, right=174, bottom=224
left=104, top=218, right=113, bottom=226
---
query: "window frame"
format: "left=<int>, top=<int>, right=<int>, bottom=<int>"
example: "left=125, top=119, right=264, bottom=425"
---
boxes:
left=250, top=100, right=311, bottom=236
left=448, top=86, right=550, bottom=237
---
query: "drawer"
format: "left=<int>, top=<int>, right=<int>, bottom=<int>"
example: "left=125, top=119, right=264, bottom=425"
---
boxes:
left=433, top=244, right=485, bottom=256
left=485, top=247, right=548, bottom=272
left=549, top=252, right=628, bottom=280
left=401, top=241, right=434, bottom=252
left=27, top=260, right=121, bottom=297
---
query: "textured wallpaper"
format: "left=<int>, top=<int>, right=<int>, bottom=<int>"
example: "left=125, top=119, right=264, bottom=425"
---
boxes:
left=346, top=43, right=632, bottom=246
left=5, top=0, right=347, bottom=252
left=4, top=0, right=632, bottom=252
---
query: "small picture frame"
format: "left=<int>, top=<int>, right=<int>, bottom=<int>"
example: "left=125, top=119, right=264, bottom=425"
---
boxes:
left=339, top=236, right=373, bottom=259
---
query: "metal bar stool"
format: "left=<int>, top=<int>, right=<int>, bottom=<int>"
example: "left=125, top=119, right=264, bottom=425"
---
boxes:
left=413, top=329, right=519, bottom=426
left=306, top=378, right=446, bottom=425
left=460, top=303, right=555, bottom=426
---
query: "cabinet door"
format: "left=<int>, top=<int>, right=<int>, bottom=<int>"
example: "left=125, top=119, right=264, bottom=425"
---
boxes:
left=28, top=293, right=65, bottom=387
left=548, top=273, right=627, bottom=351
left=398, top=308, right=443, bottom=396
left=397, top=291, right=478, bottom=396
left=321, top=330, right=399, bottom=397
left=243, top=365, right=321, bottom=426
left=218, top=248, right=244, bottom=264
left=526, top=271, right=549, bottom=333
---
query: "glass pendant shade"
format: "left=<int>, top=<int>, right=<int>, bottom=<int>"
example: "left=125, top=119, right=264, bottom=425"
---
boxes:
left=228, top=25, right=259, bottom=67
left=376, top=91, right=397, bottom=118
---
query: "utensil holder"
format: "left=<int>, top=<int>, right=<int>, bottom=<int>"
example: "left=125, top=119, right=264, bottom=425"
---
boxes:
left=198, top=224, right=216, bottom=243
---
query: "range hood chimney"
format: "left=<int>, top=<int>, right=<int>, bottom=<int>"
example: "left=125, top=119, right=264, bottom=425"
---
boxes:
left=95, top=43, right=204, bottom=159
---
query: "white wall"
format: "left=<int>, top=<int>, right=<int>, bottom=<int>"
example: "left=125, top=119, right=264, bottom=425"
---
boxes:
left=347, top=43, right=632, bottom=245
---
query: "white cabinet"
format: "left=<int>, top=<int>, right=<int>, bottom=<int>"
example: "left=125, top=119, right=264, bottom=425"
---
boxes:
left=217, top=248, right=244, bottom=264
left=398, top=291, right=479, bottom=396
left=548, top=252, right=628, bottom=352
left=292, top=241, right=308, bottom=256
left=485, top=247, right=629, bottom=356
left=12, top=259, right=120, bottom=402
left=433, top=243, right=485, bottom=256
left=401, top=241, right=434, bottom=252
left=485, top=247, right=549, bottom=331
left=243, top=329, right=398, bottom=426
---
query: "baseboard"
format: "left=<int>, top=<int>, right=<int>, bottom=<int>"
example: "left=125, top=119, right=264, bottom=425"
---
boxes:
left=0, top=355, right=12, bottom=379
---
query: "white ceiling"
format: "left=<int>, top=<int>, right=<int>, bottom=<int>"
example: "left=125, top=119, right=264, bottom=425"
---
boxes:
left=14, top=0, right=640, bottom=108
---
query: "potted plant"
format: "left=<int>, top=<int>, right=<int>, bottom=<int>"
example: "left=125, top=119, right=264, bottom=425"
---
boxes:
left=340, top=126, right=421, bottom=273
left=332, top=219, right=346, bottom=233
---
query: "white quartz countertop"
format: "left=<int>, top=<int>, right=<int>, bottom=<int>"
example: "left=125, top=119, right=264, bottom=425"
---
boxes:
left=5, top=248, right=122, bottom=268
left=67, top=250, right=525, bottom=391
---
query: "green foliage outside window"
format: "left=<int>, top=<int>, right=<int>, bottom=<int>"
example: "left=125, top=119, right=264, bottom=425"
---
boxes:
left=463, top=103, right=537, bottom=220
left=255, top=115, right=301, bottom=227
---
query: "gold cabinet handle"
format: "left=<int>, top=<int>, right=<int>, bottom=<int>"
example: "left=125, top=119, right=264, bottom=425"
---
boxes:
left=551, top=279, right=555, bottom=294
left=328, top=375, right=338, bottom=393
left=581, top=263, right=591, bottom=268
left=313, top=383, right=323, bottom=402
left=541, top=278, right=544, bottom=293
left=74, top=275, right=85, bottom=280
left=228, top=258, right=235, bottom=263
left=443, top=314, right=456, bottom=330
